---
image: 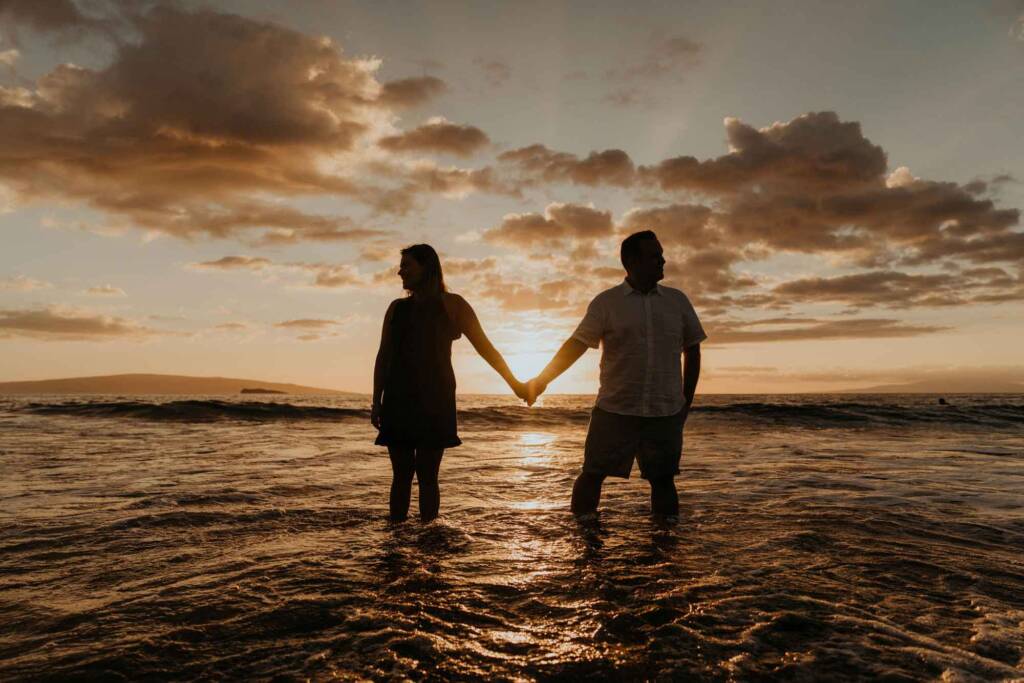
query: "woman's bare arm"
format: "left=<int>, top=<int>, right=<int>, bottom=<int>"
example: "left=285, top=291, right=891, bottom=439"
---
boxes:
left=454, top=295, right=527, bottom=399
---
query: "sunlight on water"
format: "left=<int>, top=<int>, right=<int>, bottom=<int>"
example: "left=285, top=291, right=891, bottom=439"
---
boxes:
left=518, top=431, right=554, bottom=447
left=1, top=393, right=1023, bottom=680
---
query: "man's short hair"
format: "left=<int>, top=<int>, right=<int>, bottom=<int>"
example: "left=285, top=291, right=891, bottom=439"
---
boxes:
left=620, top=230, right=658, bottom=268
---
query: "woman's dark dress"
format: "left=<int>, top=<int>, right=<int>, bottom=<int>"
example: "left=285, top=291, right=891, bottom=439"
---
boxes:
left=375, top=296, right=462, bottom=449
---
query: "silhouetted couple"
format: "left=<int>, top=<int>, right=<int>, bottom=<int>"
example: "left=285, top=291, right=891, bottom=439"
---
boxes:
left=372, top=231, right=705, bottom=522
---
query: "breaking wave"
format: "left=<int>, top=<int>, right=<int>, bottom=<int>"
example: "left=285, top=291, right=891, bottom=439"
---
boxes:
left=14, top=397, right=1024, bottom=429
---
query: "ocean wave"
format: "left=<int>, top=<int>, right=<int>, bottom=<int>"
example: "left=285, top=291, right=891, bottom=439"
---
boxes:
left=14, top=398, right=1024, bottom=428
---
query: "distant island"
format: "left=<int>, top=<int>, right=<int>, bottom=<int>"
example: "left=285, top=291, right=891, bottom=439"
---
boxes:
left=0, top=374, right=357, bottom=396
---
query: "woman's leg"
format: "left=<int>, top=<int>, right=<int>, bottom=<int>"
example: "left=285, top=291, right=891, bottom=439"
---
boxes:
left=414, top=448, right=444, bottom=521
left=388, top=446, right=416, bottom=521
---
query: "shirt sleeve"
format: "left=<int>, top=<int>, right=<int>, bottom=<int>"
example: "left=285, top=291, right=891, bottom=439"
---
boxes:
left=571, top=295, right=605, bottom=349
left=680, top=294, right=707, bottom=349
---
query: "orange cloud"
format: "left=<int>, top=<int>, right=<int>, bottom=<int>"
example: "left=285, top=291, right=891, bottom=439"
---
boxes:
left=498, top=145, right=635, bottom=188
left=0, top=6, right=471, bottom=243
left=0, top=307, right=157, bottom=340
left=484, top=202, right=614, bottom=248
left=379, top=119, right=489, bottom=157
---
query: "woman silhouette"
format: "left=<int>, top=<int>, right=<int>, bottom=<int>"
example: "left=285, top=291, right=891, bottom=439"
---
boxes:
left=372, top=244, right=527, bottom=521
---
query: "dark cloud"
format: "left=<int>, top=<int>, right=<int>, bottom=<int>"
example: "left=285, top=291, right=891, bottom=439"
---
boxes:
left=640, top=112, right=887, bottom=194
left=377, top=76, right=447, bottom=108
left=498, top=145, right=635, bottom=187
left=379, top=119, right=490, bottom=157
left=0, top=0, right=87, bottom=34
left=708, top=317, right=946, bottom=344
left=483, top=203, right=614, bottom=249
left=0, top=5, right=475, bottom=243
left=0, top=306, right=155, bottom=340
left=631, top=114, right=1020, bottom=266
left=771, top=268, right=1024, bottom=308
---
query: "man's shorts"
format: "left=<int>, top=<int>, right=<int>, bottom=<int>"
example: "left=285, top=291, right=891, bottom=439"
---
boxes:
left=582, top=406, right=684, bottom=480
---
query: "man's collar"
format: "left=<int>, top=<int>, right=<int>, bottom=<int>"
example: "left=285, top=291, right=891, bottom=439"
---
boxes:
left=622, top=279, right=662, bottom=296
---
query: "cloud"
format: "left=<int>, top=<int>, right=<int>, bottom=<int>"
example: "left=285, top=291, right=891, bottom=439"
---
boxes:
left=621, top=203, right=717, bottom=248
left=0, top=5, right=446, bottom=243
left=378, top=118, right=490, bottom=157
left=0, top=48, right=18, bottom=66
left=474, top=58, right=510, bottom=87
left=377, top=76, right=447, bottom=108
left=299, top=263, right=363, bottom=288
left=214, top=322, right=249, bottom=331
left=707, top=317, right=946, bottom=344
left=0, top=306, right=156, bottom=340
left=483, top=202, right=614, bottom=249
left=641, top=112, right=887, bottom=194
left=190, top=256, right=272, bottom=270
left=85, top=284, right=126, bottom=297
left=772, top=268, right=1024, bottom=308
left=603, top=34, right=703, bottom=106
left=189, top=255, right=365, bottom=289
left=481, top=278, right=581, bottom=312
left=498, top=145, right=635, bottom=187
left=442, top=256, right=498, bottom=277
left=0, top=275, right=52, bottom=291
left=0, top=0, right=89, bottom=34
left=274, top=318, right=341, bottom=329
left=633, top=113, right=1019, bottom=261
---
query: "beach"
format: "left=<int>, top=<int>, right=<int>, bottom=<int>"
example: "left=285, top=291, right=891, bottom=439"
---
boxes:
left=1, top=393, right=1023, bottom=680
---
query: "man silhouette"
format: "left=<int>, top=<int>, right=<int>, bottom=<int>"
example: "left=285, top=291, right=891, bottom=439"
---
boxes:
left=528, top=231, right=705, bottom=517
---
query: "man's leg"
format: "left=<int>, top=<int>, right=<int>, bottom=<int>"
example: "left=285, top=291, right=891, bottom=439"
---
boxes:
left=414, top=448, right=444, bottom=522
left=648, top=475, right=678, bottom=516
left=571, top=470, right=606, bottom=516
left=388, top=447, right=416, bottom=521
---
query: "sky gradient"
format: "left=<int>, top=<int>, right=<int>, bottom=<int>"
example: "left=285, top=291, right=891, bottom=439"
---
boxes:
left=1, top=0, right=1023, bottom=393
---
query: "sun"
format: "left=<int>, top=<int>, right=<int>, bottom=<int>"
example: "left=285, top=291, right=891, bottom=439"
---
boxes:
left=505, top=350, right=554, bottom=384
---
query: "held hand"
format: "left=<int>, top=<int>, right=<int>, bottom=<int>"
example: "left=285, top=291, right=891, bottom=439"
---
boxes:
left=370, top=403, right=382, bottom=430
left=527, top=377, right=548, bottom=406
left=510, top=378, right=530, bottom=404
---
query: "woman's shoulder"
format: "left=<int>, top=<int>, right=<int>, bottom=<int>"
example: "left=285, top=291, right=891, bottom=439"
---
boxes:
left=384, top=297, right=407, bottom=319
left=441, top=293, right=468, bottom=335
left=442, top=292, right=467, bottom=307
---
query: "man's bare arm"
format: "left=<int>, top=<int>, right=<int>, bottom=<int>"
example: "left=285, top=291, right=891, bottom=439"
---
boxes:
left=530, top=338, right=589, bottom=400
left=682, top=343, right=701, bottom=419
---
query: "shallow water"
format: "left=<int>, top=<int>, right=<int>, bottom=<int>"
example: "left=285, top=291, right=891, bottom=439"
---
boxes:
left=1, top=394, right=1023, bottom=680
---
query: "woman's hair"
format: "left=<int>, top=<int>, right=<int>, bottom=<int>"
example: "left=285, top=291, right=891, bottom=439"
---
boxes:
left=401, top=243, right=447, bottom=296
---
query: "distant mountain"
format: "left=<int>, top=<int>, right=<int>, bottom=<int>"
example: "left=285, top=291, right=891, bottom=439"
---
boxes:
left=0, top=374, right=355, bottom=395
left=840, top=378, right=1024, bottom=394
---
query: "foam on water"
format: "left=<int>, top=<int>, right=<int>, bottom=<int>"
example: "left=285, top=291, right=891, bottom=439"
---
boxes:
left=1, top=394, right=1023, bottom=680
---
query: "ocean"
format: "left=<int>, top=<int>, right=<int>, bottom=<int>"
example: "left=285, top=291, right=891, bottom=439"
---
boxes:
left=1, top=393, right=1023, bottom=681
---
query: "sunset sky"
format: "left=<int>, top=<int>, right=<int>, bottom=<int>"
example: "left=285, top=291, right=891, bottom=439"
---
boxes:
left=1, top=0, right=1022, bottom=393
